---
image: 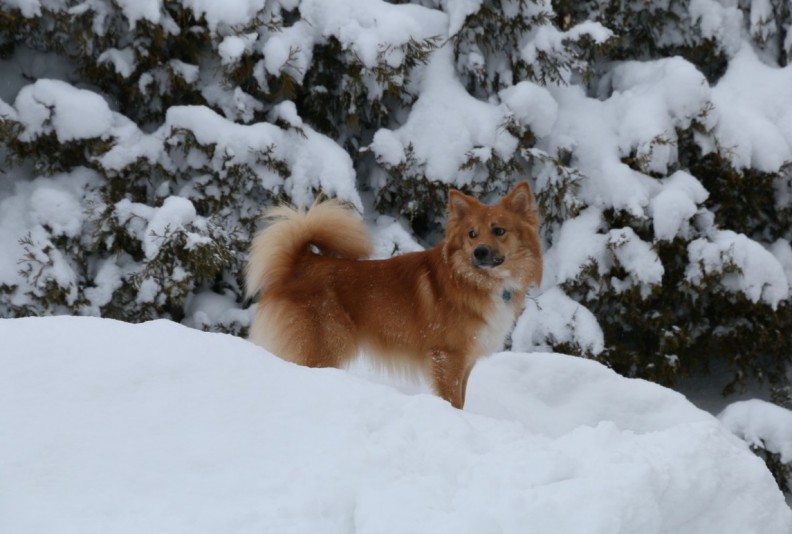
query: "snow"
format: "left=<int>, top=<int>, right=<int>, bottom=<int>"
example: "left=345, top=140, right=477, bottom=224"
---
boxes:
left=115, top=0, right=163, bottom=27
left=0, top=169, right=99, bottom=292
left=499, top=81, right=558, bottom=137
left=169, top=59, right=199, bottom=84
left=544, top=56, right=711, bottom=218
left=441, top=0, right=481, bottom=37
left=771, top=239, right=792, bottom=287
left=709, top=44, right=792, bottom=172
left=513, top=286, right=605, bottom=355
left=371, top=44, right=519, bottom=185
left=686, top=230, right=790, bottom=308
left=719, top=399, right=792, bottom=463
left=3, top=1, right=792, bottom=525
left=531, top=46, right=791, bottom=309
left=299, top=0, right=447, bottom=69
left=3, top=0, right=790, bottom=320
left=368, top=214, right=424, bottom=259
left=218, top=34, right=256, bottom=65
left=607, top=57, right=712, bottom=175
left=1, top=316, right=790, bottom=533
left=99, top=104, right=363, bottom=210
left=97, top=48, right=136, bottom=78
left=607, top=226, right=664, bottom=296
left=370, top=129, right=406, bottom=167
left=650, top=170, right=709, bottom=241
left=184, top=290, right=251, bottom=331
left=82, top=260, right=123, bottom=315
left=688, top=0, right=743, bottom=57
left=142, top=196, right=198, bottom=259
left=177, top=0, right=269, bottom=30
left=260, top=21, right=315, bottom=81
left=14, top=79, right=115, bottom=142
left=29, top=181, right=85, bottom=238
left=543, top=206, right=608, bottom=285
left=547, top=84, right=656, bottom=217
left=4, top=0, right=42, bottom=17
left=522, top=22, right=612, bottom=84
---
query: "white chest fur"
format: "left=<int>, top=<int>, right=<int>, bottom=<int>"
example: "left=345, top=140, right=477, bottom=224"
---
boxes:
left=475, top=291, right=518, bottom=356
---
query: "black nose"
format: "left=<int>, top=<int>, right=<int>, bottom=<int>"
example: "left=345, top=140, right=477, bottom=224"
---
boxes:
left=473, top=246, right=504, bottom=268
left=474, top=246, right=491, bottom=262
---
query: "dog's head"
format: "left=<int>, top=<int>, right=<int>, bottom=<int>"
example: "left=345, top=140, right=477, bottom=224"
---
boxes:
left=443, top=181, right=542, bottom=291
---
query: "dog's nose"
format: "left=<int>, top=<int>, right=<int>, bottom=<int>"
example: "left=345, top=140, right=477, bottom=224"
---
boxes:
left=474, top=246, right=491, bottom=262
left=473, top=245, right=505, bottom=268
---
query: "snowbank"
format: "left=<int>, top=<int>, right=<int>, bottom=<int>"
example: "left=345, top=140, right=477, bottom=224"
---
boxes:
left=1, top=316, right=789, bottom=534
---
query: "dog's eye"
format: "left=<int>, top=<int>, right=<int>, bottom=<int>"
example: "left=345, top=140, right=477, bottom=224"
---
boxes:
left=468, top=230, right=477, bottom=239
left=493, top=227, right=506, bottom=237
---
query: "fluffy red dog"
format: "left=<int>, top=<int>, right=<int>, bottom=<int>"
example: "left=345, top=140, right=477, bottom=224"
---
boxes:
left=245, top=182, right=542, bottom=408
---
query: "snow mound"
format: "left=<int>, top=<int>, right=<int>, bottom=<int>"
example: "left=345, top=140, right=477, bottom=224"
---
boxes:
left=1, top=316, right=790, bottom=534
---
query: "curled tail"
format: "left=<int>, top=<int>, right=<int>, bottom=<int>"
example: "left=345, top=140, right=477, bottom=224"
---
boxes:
left=245, top=199, right=373, bottom=299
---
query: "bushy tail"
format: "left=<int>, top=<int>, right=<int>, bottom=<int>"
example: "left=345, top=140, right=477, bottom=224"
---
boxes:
left=245, top=199, right=373, bottom=299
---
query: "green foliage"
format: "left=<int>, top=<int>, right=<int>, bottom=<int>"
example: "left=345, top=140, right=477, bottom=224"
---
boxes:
left=527, top=147, right=585, bottom=229
left=553, top=0, right=729, bottom=81
left=686, top=150, right=792, bottom=243
left=754, top=447, right=792, bottom=496
left=298, top=34, right=442, bottom=150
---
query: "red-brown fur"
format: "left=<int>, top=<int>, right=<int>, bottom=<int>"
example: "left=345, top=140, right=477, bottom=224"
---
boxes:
left=245, top=182, right=542, bottom=409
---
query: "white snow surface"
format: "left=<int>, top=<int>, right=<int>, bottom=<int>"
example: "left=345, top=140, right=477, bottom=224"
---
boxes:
left=2, top=316, right=790, bottom=534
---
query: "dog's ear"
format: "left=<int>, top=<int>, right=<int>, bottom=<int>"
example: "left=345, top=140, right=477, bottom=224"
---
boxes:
left=448, top=189, right=476, bottom=219
left=502, top=181, right=535, bottom=216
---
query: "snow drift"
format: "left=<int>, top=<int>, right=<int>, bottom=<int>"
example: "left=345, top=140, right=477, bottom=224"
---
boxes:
left=1, top=316, right=789, bottom=533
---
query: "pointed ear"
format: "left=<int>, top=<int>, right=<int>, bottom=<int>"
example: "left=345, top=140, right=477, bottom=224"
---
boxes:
left=502, top=181, right=535, bottom=216
left=448, top=189, right=476, bottom=219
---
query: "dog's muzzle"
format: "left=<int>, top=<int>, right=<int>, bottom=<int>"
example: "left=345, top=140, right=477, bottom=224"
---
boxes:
left=472, top=245, right=505, bottom=268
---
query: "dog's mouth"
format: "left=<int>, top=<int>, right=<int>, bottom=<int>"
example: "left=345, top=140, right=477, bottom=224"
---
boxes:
left=472, top=246, right=505, bottom=268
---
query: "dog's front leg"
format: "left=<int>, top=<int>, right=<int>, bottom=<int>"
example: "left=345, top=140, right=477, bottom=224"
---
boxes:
left=430, top=349, right=473, bottom=409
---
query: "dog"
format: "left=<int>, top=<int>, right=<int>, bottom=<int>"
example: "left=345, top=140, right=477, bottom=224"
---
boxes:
left=245, top=182, right=542, bottom=409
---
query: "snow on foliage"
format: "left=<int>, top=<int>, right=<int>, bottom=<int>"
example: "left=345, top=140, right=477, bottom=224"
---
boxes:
left=1, top=316, right=790, bottom=533
left=370, top=45, right=519, bottom=185
left=687, top=230, right=790, bottom=309
left=649, top=170, right=709, bottom=242
left=720, top=399, right=792, bottom=464
left=513, top=286, right=605, bottom=356
left=709, top=45, right=792, bottom=172
left=14, top=79, right=115, bottom=142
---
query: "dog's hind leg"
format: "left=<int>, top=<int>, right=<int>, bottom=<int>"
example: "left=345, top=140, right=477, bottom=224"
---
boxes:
left=253, top=298, right=353, bottom=368
left=285, top=301, right=357, bottom=369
